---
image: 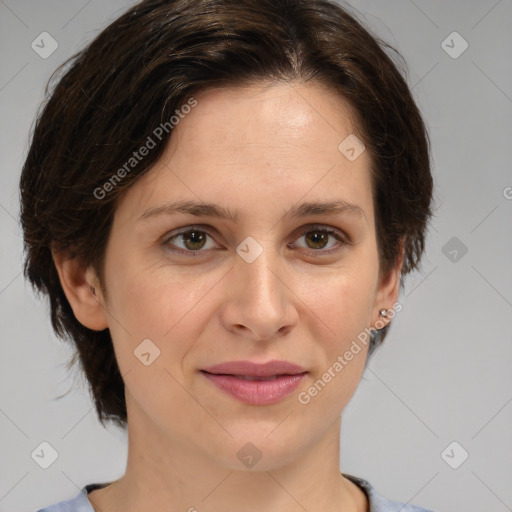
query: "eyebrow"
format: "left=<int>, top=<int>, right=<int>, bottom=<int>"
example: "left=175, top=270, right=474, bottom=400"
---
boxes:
left=137, top=199, right=367, bottom=224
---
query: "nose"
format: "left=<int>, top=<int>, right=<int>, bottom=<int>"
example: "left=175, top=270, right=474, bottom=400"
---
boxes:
left=219, top=242, right=299, bottom=342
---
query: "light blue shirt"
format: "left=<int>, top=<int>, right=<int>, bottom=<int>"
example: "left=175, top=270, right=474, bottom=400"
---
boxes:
left=35, top=473, right=436, bottom=511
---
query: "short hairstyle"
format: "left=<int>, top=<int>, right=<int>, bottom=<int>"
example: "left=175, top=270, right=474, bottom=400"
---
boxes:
left=19, top=0, right=435, bottom=429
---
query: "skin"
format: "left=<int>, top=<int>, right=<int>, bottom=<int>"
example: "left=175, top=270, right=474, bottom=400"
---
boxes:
left=53, top=80, right=404, bottom=512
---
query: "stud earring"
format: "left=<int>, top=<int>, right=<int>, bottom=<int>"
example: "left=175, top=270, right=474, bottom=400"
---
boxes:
left=378, top=308, right=388, bottom=317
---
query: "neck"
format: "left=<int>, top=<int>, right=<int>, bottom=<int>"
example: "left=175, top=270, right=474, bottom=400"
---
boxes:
left=88, top=394, right=367, bottom=512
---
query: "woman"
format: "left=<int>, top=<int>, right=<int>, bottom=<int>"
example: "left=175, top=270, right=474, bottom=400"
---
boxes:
left=21, top=0, right=436, bottom=510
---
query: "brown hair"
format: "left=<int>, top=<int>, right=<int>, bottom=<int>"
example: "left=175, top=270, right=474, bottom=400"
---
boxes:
left=19, top=0, right=435, bottom=429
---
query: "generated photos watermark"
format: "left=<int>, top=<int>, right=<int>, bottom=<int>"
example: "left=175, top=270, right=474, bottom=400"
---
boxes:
left=93, top=97, right=198, bottom=200
left=297, top=301, right=403, bottom=405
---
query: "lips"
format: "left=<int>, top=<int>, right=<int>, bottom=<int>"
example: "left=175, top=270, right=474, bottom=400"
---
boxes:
left=201, top=359, right=307, bottom=378
left=200, top=360, right=308, bottom=405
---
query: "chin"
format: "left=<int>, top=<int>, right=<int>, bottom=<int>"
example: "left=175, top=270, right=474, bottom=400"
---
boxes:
left=204, top=429, right=308, bottom=472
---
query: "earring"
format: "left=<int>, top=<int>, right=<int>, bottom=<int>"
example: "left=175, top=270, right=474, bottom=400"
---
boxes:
left=378, top=308, right=388, bottom=317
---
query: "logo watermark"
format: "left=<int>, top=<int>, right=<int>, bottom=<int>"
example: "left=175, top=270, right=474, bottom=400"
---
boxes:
left=93, top=97, right=198, bottom=200
left=297, top=301, right=403, bottom=405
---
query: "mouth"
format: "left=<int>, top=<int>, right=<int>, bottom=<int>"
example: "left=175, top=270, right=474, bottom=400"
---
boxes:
left=199, top=360, right=308, bottom=405
left=203, top=373, right=301, bottom=381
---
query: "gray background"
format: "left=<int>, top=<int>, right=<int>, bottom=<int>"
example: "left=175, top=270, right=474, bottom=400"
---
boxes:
left=1, top=1, right=511, bottom=511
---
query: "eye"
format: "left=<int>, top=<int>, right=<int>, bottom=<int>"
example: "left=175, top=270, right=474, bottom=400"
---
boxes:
left=162, top=226, right=219, bottom=256
left=290, top=224, right=349, bottom=255
left=162, top=224, right=350, bottom=257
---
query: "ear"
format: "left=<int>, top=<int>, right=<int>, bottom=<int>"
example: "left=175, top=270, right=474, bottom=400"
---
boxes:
left=371, top=238, right=405, bottom=329
left=52, top=248, right=109, bottom=331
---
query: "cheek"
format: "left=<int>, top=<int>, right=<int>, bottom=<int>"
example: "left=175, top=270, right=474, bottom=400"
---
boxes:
left=298, top=276, right=372, bottom=410
left=304, top=264, right=377, bottom=343
left=104, top=251, right=192, bottom=332
left=294, top=266, right=375, bottom=410
left=103, top=253, right=224, bottom=369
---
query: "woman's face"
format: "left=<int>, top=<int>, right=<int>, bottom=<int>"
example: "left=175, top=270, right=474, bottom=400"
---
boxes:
left=93, top=81, right=399, bottom=469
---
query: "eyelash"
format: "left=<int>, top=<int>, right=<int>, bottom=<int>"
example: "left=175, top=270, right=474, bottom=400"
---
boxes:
left=161, top=224, right=351, bottom=257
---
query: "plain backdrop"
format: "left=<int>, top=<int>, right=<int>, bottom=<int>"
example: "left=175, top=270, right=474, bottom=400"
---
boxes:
left=1, top=1, right=511, bottom=511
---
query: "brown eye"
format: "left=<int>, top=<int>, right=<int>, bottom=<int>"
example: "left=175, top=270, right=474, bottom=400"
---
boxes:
left=304, top=231, right=330, bottom=250
left=163, top=227, right=218, bottom=255
left=292, top=225, right=349, bottom=255
left=179, top=230, right=208, bottom=251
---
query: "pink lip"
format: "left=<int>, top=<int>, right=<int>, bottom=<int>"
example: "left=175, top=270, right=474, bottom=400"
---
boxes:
left=202, top=359, right=306, bottom=377
left=200, top=360, right=308, bottom=405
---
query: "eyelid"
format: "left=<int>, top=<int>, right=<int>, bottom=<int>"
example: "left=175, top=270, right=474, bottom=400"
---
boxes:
left=161, top=223, right=352, bottom=256
left=161, top=224, right=221, bottom=249
left=294, top=223, right=353, bottom=244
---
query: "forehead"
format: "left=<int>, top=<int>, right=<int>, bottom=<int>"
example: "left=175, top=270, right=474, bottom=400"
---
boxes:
left=115, top=81, right=374, bottom=225
left=178, top=81, right=362, bottom=151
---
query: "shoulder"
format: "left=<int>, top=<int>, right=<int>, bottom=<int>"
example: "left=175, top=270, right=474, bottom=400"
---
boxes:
left=35, top=477, right=438, bottom=512
left=342, top=473, right=438, bottom=512
left=34, top=485, right=96, bottom=512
